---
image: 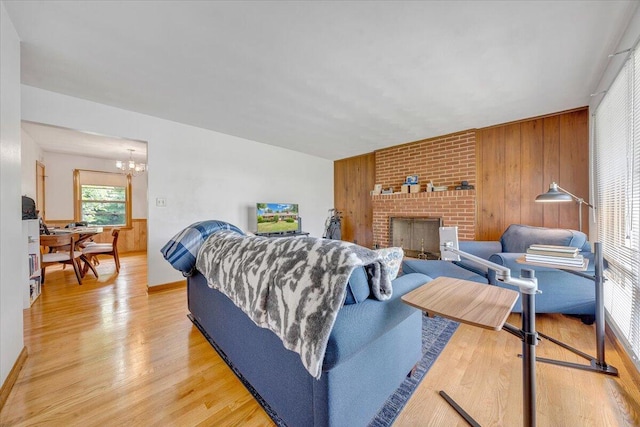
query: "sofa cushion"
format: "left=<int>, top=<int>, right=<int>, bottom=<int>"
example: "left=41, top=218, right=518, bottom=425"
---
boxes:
left=500, top=224, right=590, bottom=253
left=376, top=247, right=403, bottom=280
left=402, top=259, right=488, bottom=284
left=344, top=266, right=370, bottom=305
left=344, top=248, right=402, bottom=305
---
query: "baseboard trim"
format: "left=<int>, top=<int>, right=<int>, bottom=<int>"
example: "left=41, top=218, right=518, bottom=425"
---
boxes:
left=0, top=346, right=28, bottom=411
left=606, top=323, right=640, bottom=385
left=147, top=280, right=186, bottom=293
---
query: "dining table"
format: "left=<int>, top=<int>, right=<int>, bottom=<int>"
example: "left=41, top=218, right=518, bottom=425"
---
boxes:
left=49, top=226, right=104, bottom=278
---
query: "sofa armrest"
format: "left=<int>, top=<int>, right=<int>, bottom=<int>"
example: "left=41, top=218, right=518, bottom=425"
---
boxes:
left=454, top=241, right=502, bottom=277
left=324, top=272, right=429, bottom=370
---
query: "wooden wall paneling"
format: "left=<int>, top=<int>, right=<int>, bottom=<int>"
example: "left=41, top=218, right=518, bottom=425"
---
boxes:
left=360, top=154, right=375, bottom=247
left=36, top=161, right=45, bottom=218
left=519, top=119, right=544, bottom=227
left=333, top=158, right=348, bottom=238
left=475, top=130, right=483, bottom=238
left=478, top=127, right=506, bottom=240
left=333, top=153, right=375, bottom=248
left=543, top=115, right=561, bottom=228
left=559, top=109, right=590, bottom=233
left=504, top=123, right=522, bottom=229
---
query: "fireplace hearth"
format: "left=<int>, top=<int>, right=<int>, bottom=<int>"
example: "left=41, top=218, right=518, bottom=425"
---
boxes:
left=389, top=217, right=442, bottom=259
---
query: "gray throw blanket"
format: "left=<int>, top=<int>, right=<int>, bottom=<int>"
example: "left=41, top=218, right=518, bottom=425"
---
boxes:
left=195, top=230, right=393, bottom=379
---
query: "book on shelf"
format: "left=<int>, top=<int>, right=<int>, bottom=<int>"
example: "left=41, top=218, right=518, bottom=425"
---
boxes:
left=28, top=253, right=40, bottom=275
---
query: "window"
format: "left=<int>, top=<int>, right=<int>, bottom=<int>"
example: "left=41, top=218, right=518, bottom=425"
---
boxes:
left=74, top=170, right=132, bottom=228
left=593, top=45, right=640, bottom=369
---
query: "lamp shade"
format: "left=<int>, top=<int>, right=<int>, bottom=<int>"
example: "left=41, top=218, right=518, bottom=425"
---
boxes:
left=535, top=182, right=573, bottom=203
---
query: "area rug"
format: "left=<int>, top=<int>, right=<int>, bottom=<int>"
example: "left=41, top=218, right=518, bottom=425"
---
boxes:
left=368, top=314, right=459, bottom=426
left=189, top=313, right=458, bottom=427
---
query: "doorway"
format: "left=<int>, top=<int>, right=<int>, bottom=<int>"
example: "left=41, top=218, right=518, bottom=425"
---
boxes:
left=36, top=161, right=45, bottom=218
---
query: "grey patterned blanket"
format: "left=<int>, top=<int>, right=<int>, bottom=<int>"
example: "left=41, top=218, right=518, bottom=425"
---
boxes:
left=195, top=230, right=393, bottom=379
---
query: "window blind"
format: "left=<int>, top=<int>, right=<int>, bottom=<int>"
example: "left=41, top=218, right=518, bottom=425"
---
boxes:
left=78, top=170, right=128, bottom=187
left=593, top=46, right=640, bottom=368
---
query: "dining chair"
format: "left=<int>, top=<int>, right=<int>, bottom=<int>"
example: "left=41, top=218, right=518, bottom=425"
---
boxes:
left=40, top=233, right=84, bottom=285
left=82, top=228, right=121, bottom=273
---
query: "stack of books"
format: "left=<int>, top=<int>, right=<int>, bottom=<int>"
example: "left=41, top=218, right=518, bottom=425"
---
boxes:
left=525, top=244, right=585, bottom=267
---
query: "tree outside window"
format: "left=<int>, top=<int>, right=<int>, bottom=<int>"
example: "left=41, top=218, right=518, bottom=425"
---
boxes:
left=81, top=184, right=126, bottom=226
left=74, top=170, right=132, bottom=228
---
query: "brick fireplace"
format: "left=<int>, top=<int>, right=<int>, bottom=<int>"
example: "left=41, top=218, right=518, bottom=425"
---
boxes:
left=372, top=131, right=476, bottom=248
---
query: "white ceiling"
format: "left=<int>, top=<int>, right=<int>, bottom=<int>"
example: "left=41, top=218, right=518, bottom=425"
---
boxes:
left=21, top=121, right=147, bottom=162
left=4, top=1, right=637, bottom=160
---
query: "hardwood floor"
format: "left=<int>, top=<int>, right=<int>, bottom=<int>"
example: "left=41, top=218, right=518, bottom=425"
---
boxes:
left=1, top=253, right=639, bottom=426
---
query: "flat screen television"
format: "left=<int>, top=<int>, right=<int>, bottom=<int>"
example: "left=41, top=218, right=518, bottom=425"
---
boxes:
left=256, top=203, right=299, bottom=234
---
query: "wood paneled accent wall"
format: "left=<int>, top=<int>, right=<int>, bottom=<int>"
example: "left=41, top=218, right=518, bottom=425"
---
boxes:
left=476, top=108, right=589, bottom=240
left=334, top=153, right=375, bottom=247
left=334, top=108, right=589, bottom=243
left=44, top=219, right=147, bottom=253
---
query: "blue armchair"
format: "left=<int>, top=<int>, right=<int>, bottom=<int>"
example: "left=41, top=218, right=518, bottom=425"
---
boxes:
left=402, top=224, right=596, bottom=323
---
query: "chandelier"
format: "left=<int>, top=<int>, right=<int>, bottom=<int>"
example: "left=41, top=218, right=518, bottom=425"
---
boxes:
left=116, top=149, right=146, bottom=175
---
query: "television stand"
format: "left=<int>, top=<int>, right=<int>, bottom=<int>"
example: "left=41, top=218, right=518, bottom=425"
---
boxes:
left=255, top=231, right=309, bottom=238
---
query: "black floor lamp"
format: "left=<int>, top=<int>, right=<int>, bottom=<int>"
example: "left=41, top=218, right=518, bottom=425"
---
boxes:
left=534, top=182, right=617, bottom=376
left=535, top=182, right=593, bottom=232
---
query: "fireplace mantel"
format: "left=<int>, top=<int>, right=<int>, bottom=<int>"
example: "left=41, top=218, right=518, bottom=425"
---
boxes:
left=372, top=189, right=475, bottom=200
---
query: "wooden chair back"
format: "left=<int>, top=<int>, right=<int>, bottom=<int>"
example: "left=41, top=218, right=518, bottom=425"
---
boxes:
left=81, top=228, right=121, bottom=273
left=40, top=233, right=77, bottom=258
left=111, top=228, right=120, bottom=248
left=40, top=233, right=83, bottom=285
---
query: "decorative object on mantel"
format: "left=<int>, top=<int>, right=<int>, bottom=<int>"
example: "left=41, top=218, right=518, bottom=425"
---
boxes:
left=455, top=180, right=474, bottom=190
left=433, top=185, right=448, bottom=192
left=115, top=149, right=147, bottom=176
left=371, top=184, right=382, bottom=195
left=401, top=184, right=410, bottom=194
left=381, top=188, right=394, bottom=194
left=410, top=184, right=421, bottom=193
left=405, top=175, right=419, bottom=185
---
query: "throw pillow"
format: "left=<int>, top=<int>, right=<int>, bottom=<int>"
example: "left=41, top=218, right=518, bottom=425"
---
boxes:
left=344, top=266, right=370, bottom=305
left=376, top=247, right=404, bottom=280
left=161, top=220, right=244, bottom=276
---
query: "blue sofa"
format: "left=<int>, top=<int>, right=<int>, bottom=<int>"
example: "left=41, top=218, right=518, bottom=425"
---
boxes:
left=187, top=267, right=430, bottom=426
left=402, top=224, right=596, bottom=322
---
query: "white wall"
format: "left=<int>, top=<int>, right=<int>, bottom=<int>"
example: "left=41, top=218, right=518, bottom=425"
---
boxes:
left=20, top=128, right=43, bottom=200
left=21, top=86, right=334, bottom=286
left=42, top=151, right=148, bottom=220
left=0, top=2, right=25, bottom=387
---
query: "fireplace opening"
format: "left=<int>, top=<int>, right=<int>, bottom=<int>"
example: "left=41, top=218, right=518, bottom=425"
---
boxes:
left=389, top=217, right=442, bottom=259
